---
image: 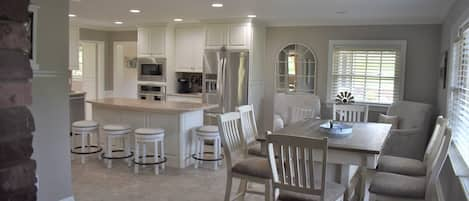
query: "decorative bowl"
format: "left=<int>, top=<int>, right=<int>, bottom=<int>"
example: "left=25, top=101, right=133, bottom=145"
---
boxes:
left=319, top=121, right=353, bottom=136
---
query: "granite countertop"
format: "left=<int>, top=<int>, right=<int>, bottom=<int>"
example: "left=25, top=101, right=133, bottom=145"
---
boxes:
left=167, top=92, right=203, bottom=98
left=87, top=98, right=217, bottom=113
left=69, top=91, right=86, bottom=96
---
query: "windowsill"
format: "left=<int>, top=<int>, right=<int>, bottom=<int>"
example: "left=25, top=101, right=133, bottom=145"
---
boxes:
left=448, top=144, right=469, bottom=200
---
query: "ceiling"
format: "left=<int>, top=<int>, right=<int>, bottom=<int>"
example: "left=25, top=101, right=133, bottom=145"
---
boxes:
left=70, top=0, right=455, bottom=29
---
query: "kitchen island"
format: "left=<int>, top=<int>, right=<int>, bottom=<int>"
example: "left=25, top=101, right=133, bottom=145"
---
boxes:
left=87, top=98, right=218, bottom=168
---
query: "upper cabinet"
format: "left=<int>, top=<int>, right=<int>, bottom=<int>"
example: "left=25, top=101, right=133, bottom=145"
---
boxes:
left=138, top=26, right=166, bottom=57
left=69, top=22, right=80, bottom=70
left=205, top=23, right=251, bottom=49
left=175, top=26, right=205, bottom=72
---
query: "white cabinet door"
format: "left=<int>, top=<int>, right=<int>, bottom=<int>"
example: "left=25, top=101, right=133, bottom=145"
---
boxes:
left=137, top=27, right=151, bottom=55
left=228, top=23, right=249, bottom=49
left=205, top=24, right=228, bottom=48
left=150, top=26, right=166, bottom=56
left=69, top=23, right=80, bottom=70
left=175, top=26, right=205, bottom=72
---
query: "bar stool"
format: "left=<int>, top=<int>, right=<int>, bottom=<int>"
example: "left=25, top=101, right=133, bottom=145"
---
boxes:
left=102, top=124, right=133, bottom=169
left=192, top=125, right=223, bottom=169
left=71, top=120, right=102, bottom=164
left=134, top=128, right=167, bottom=175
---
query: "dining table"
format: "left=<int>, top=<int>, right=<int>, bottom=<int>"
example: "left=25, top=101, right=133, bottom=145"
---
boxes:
left=271, top=119, right=392, bottom=201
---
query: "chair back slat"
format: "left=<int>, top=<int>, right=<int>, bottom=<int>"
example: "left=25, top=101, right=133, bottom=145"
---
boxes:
left=425, top=128, right=452, bottom=199
left=423, top=116, right=448, bottom=163
left=237, top=104, right=259, bottom=145
left=267, top=134, right=328, bottom=201
left=333, top=104, right=369, bottom=122
left=218, top=112, right=245, bottom=168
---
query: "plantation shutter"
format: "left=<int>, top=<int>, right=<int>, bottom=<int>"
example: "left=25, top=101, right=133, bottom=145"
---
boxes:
left=450, top=28, right=469, bottom=166
left=330, top=47, right=402, bottom=104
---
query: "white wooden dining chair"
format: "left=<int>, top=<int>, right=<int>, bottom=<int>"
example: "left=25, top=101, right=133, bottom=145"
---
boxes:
left=289, top=106, right=316, bottom=124
left=332, top=104, right=369, bottom=122
left=377, top=116, right=448, bottom=176
left=237, top=104, right=266, bottom=157
left=369, top=128, right=453, bottom=201
left=217, top=112, right=273, bottom=201
left=266, top=134, right=346, bottom=201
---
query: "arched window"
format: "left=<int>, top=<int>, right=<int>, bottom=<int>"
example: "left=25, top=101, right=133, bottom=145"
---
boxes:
left=276, top=44, right=317, bottom=94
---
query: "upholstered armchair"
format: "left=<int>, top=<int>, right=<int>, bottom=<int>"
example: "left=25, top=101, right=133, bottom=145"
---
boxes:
left=273, top=93, right=321, bottom=131
left=382, top=101, right=433, bottom=160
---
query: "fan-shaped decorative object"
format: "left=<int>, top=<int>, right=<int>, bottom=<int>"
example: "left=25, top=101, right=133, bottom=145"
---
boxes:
left=335, top=91, right=355, bottom=104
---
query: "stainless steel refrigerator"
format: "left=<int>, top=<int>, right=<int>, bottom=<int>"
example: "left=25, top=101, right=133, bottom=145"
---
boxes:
left=202, top=48, right=249, bottom=119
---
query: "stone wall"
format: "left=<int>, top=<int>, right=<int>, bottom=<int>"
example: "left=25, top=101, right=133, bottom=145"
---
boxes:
left=0, top=0, right=37, bottom=200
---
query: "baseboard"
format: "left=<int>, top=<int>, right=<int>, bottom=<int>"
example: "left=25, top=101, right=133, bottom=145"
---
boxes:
left=59, top=196, right=75, bottom=201
left=436, top=179, right=445, bottom=201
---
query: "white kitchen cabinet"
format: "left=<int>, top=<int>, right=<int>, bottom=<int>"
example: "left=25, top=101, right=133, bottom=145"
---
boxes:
left=138, top=26, right=166, bottom=57
left=175, top=26, right=205, bottom=72
left=205, top=23, right=250, bottom=49
left=69, top=22, right=80, bottom=70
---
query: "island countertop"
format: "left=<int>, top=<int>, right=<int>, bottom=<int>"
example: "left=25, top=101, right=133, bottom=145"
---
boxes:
left=87, top=98, right=218, bottom=113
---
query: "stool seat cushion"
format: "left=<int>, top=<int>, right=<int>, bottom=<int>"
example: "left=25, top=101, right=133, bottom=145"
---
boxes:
left=73, top=120, right=98, bottom=128
left=377, top=155, right=426, bottom=176
left=196, top=125, right=219, bottom=133
left=103, top=124, right=131, bottom=131
left=232, top=158, right=271, bottom=179
left=369, top=172, right=426, bottom=199
left=135, top=128, right=165, bottom=135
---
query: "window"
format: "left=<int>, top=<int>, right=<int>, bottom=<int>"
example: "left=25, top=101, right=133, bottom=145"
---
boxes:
left=72, top=45, right=83, bottom=80
left=277, top=44, right=317, bottom=93
left=328, top=40, right=407, bottom=105
left=449, top=27, right=469, bottom=166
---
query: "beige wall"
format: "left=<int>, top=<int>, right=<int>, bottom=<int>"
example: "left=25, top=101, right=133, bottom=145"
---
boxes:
left=30, top=0, right=73, bottom=200
left=263, top=25, right=442, bottom=130
left=80, top=28, right=137, bottom=91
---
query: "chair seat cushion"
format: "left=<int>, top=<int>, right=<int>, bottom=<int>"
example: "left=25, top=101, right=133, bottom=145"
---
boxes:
left=369, top=172, right=425, bottom=199
left=135, top=128, right=165, bottom=135
left=278, top=182, right=346, bottom=201
left=196, top=125, right=219, bottom=133
left=247, top=142, right=265, bottom=157
left=72, top=120, right=98, bottom=128
left=232, top=158, right=271, bottom=179
left=378, top=155, right=426, bottom=176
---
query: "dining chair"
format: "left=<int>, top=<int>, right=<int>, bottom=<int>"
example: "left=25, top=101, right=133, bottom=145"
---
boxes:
left=369, top=128, right=452, bottom=201
left=273, top=93, right=321, bottom=130
left=217, top=112, right=273, bottom=201
left=332, top=104, right=369, bottom=122
left=377, top=116, right=448, bottom=176
left=266, top=134, right=346, bottom=201
left=237, top=104, right=264, bottom=157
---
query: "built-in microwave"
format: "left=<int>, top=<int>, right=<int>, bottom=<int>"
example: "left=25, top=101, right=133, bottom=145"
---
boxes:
left=138, top=57, right=166, bottom=82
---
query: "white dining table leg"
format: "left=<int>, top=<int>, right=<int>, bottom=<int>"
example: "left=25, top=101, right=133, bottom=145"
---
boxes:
left=340, top=164, right=351, bottom=201
left=359, top=166, right=369, bottom=201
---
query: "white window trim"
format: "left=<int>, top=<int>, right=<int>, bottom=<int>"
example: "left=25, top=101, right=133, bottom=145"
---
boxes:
left=326, top=40, right=407, bottom=106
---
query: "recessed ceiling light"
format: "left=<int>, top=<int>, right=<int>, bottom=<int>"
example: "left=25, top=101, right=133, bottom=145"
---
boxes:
left=211, top=3, right=223, bottom=8
left=129, top=9, right=141, bottom=13
left=247, top=15, right=256, bottom=18
left=68, top=14, right=77, bottom=17
left=114, top=21, right=124, bottom=25
left=173, top=18, right=184, bottom=22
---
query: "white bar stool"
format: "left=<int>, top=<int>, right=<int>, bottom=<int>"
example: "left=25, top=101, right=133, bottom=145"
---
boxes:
left=192, top=125, right=223, bottom=169
left=71, top=120, right=102, bottom=164
left=134, top=128, right=166, bottom=175
left=102, top=124, right=133, bottom=168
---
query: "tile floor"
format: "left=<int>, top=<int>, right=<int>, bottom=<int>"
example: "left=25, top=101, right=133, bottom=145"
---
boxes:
left=71, top=156, right=265, bottom=201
